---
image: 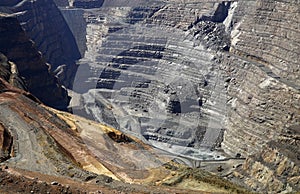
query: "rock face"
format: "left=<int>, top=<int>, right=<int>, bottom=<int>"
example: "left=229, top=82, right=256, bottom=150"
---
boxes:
left=60, top=8, right=87, bottom=56
left=0, top=13, right=70, bottom=110
left=233, top=126, right=300, bottom=193
left=0, top=0, right=81, bottom=87
left=0, top=57, right=249, bottom=193
left=73, top=0, right=104, bottom=9
left=218, top=0, right=300, bottom=192
left=54, top=0, right=104, bottom=8
left=221, top=0, right=300, bottom=157
left=0, top=53, right=26, bottom=90
left=69, top=1, right=229, bottom=160
left=62, top=0, right=299, bottom=192
left=0, top=0, right=298, bottom=193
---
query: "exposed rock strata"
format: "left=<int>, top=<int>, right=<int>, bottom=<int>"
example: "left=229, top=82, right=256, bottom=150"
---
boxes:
left=0, top=65, right=249, bottom=193
left=68, top=1, right=232, bottom=161
left=0, top=13, right=69, bottom=110
left=0, top=0, right=81, bottom=87
left=217, top=0, right=300, bottom=192
left=64, top=1, right=299, bottom=192
left=232, top=127, right=300, bottom=193
left=0, top=0, right=298, bottom=193
left=221, top=0, right=300, bottom=157
left=148, top=2, right=228, bottom=30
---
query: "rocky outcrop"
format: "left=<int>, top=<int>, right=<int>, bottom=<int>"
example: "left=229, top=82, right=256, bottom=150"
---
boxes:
left=233, top=126, right=300, bottom=193
left=148, top=2, right=230, bottom=30
left=0, top=0, right=81, bottom=87
left=0, top=13, right=69, bottom=110
left=0, top=53, right=26, bottom=90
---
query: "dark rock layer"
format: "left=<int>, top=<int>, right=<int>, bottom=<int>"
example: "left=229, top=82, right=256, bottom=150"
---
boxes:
left=0, top=14, right=69, bottom=110
left=0, top=0, right=81, bottom=87
left=53, top=0, right=69, bottom=7
left=73, top=0, right=104, bottom=9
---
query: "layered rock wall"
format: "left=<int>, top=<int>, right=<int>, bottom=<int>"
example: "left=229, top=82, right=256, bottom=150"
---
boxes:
left=232, top=0, right=300, bottom=85
left=0, top=13, right=69, bottom=110
left=221, top=0, right=300, bottom=157
left=219, top=0, right=300, bottom=192
left=233, top=127, right=300, bottom=193
left=0, top=0, right=81, bottom=87
left=70, top=2, right=231, bottom=160
left=220, top=53, right=300, bottom=156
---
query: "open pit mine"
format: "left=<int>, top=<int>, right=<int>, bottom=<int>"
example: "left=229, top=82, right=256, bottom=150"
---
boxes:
left=0, top=0, right=299, bottom=193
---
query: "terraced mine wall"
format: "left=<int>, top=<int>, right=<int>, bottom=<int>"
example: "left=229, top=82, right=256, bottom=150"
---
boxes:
left=0, top=13, right=70, bottom=110
left=0, top=0, right=81, bottom=87
left=60, top=1, right=299, bottom=192
left=220, top=0, right=300, bottom=192
left=0, top=49, right=248, bottom=193
left=0, top=0, right=298, bottom=192
left=220, top=0, right=300, bottom=157
left=66, top=1, right=232, bottom=161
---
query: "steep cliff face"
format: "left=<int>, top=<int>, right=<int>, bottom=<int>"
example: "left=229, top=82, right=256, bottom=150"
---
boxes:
left=0, top=13, right=69, bottom=110
left=233, top=0, right=299, bottom=84
left=60, top=8, right=87, bottom=56
left=221, top=0, right=300, bottom=157
left=217, top=0, right=300, bottom=192
left=0, top=0, right=81, bottom=87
